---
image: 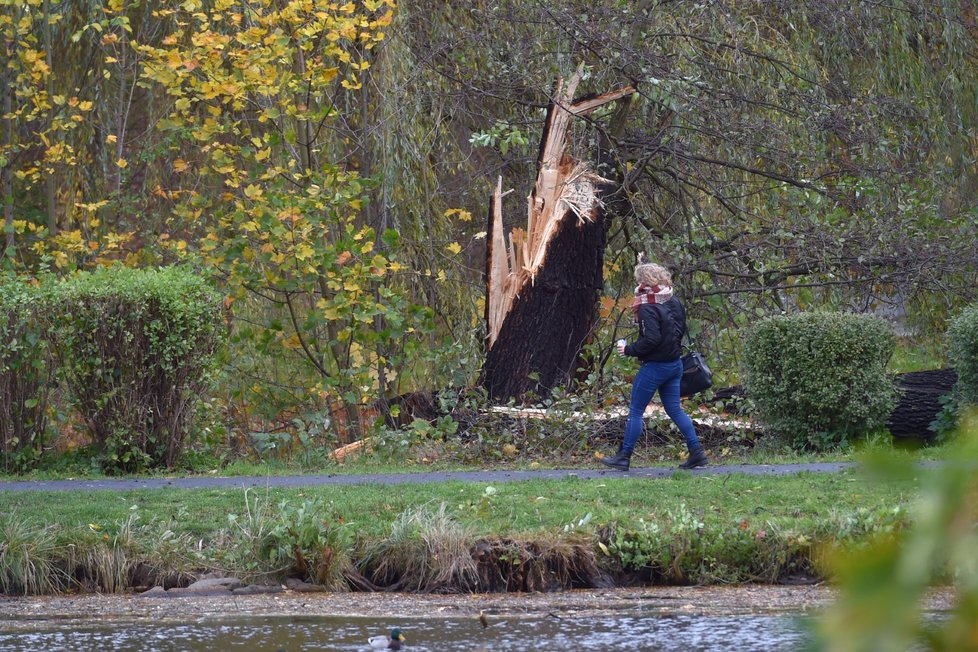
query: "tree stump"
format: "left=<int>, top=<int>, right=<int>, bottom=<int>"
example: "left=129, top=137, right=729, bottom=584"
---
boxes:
left=481, top=66, right=634, bottom=402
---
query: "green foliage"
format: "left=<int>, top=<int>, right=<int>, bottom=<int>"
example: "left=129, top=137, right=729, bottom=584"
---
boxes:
left=50, top=266, right=223, bottom=473
left=224, top=491, right=351, bottom=588
left=0, top=518, right=69, bottom=596
left=948, top=303, right=978, bottom=406
left=0, top=274, right=53, bottom=471
left=815, top=412, right=978, bottom=652
left=743, top=313, right=897, bottom=450
left=133, top=0, right=424, bottom=440
left=607, top=504, right=804, bottom=584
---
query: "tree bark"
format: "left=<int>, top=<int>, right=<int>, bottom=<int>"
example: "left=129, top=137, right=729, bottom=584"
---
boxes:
left=2, top=44, right=13, bottom=259
left=481, top=66, right=634, bottom=402
left=43, top=0, right=57, bottom=235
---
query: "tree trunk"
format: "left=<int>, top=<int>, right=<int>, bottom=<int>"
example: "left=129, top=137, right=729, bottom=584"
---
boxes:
left=481, top=66, right=634, bottom=402
left=2, top=52, right=13, bottom=259
left=43, top=0, right=57, bottom=235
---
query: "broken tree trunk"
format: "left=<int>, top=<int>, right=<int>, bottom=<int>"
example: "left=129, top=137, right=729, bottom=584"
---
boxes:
left=481, top=68, right=635, bottom=402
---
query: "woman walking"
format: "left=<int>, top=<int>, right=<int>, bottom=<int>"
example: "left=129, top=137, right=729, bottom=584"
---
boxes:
left=601, top=261, right=707, bottom=471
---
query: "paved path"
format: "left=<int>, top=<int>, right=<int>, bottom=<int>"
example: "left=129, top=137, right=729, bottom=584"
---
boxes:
left=0, top=462, right=858, bottom=492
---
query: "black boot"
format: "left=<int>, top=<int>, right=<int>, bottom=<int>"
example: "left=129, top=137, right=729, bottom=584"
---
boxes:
left=601, top=449, right=632, bottom=471
left=678, top=448, right=708, bottom=470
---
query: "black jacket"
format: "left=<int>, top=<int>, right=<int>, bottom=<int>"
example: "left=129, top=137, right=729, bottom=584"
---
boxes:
left=624, top=298, right=686, bottom=362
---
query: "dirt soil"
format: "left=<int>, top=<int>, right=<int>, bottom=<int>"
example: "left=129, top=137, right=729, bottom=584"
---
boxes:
left=0, top=585, right=955, bottom=624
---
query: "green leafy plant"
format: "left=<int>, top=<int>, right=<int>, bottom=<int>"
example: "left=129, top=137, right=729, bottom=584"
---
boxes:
left=608, top=505, right=807, bottom=585
left=743, top=313, right=897, bottom=450
left=0, top=275, right=54, bottom=471
left=815, top=411, right=978, bottom=652
left=50, top=266, right=223, bottom=473
left=948, top=303, right=978, bottom=407
left=261, top=498, right=352, bottom=588
left=223, top=490, right=351, bottom=588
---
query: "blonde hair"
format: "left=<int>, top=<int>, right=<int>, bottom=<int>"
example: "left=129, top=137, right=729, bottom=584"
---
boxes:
left=634, top=262, right=672, bottom=287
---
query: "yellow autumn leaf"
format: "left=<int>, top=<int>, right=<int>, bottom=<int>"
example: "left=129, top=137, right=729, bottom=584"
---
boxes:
left=446, top=242, right=462, bottom=255
left=295, top=243, right=315, bottom=261
left=173, top=159, right=189, bottom=172
left=76, top=200, right=109, bottom=212
left=281, top=334, right=303, bottom=350
left=243, top=184, right=263, bottom=199
left=116, top=158, right=127, bottom=168
left=444, top=208, right=473, bottom=222
left=106, top=134, right=117, bottom=144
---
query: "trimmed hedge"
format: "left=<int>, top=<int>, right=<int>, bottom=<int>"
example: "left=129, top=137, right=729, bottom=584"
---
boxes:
left=948, top=303, right=978, bottom=406
left=0, top=276, right=53, bottom=471
left=50, top=266, right=223, bottom=473
left=743, top=312, right=897, bottom=450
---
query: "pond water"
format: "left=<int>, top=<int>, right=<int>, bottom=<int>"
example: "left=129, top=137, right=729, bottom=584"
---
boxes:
left=0, top=613, right=812, bottom=651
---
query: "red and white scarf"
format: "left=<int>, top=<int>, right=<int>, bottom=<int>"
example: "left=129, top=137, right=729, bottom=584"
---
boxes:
left=632, top=283, right=674, bottom=322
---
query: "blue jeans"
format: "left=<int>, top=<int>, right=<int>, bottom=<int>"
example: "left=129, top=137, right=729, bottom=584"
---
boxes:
left=621, top=359, right=702, bottom=454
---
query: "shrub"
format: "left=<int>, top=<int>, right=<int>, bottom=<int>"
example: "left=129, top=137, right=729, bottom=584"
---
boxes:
left=222, top=491, right=352, bottom=588
left=743, top=312, right=897, bottom=449
left=0, top=276, right=54, bottom=471
left=607, top=505, right=804, bottom=584
left=948, top=303, right=978, bottom=406
left=51, top=266, right=223, bottom=472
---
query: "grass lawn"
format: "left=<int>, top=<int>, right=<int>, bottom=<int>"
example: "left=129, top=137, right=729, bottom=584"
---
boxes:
left=0, top=467, right=920, bottom=541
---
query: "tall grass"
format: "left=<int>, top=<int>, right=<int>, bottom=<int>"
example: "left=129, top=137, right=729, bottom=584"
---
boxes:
left=0, top=519, right=70, bottom=595
left=356, top=503, right=479, bottom=592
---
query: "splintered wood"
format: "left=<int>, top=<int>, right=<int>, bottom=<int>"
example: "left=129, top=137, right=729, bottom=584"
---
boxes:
left=486, top=67, right=634, bottom=348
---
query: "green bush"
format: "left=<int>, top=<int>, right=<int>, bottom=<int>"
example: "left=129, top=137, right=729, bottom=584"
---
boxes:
left=607, top=504, right=808, bottom=584
left=0, top=275, right=54, bottom=471
left=743, top=312, right=897, bottom=449
left=51, top=266, right=223, bottom=473
left=948, top=303, right=978, bottom=406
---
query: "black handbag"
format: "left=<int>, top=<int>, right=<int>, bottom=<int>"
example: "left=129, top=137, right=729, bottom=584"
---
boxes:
left=680, top=349, right=713, bottom=397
